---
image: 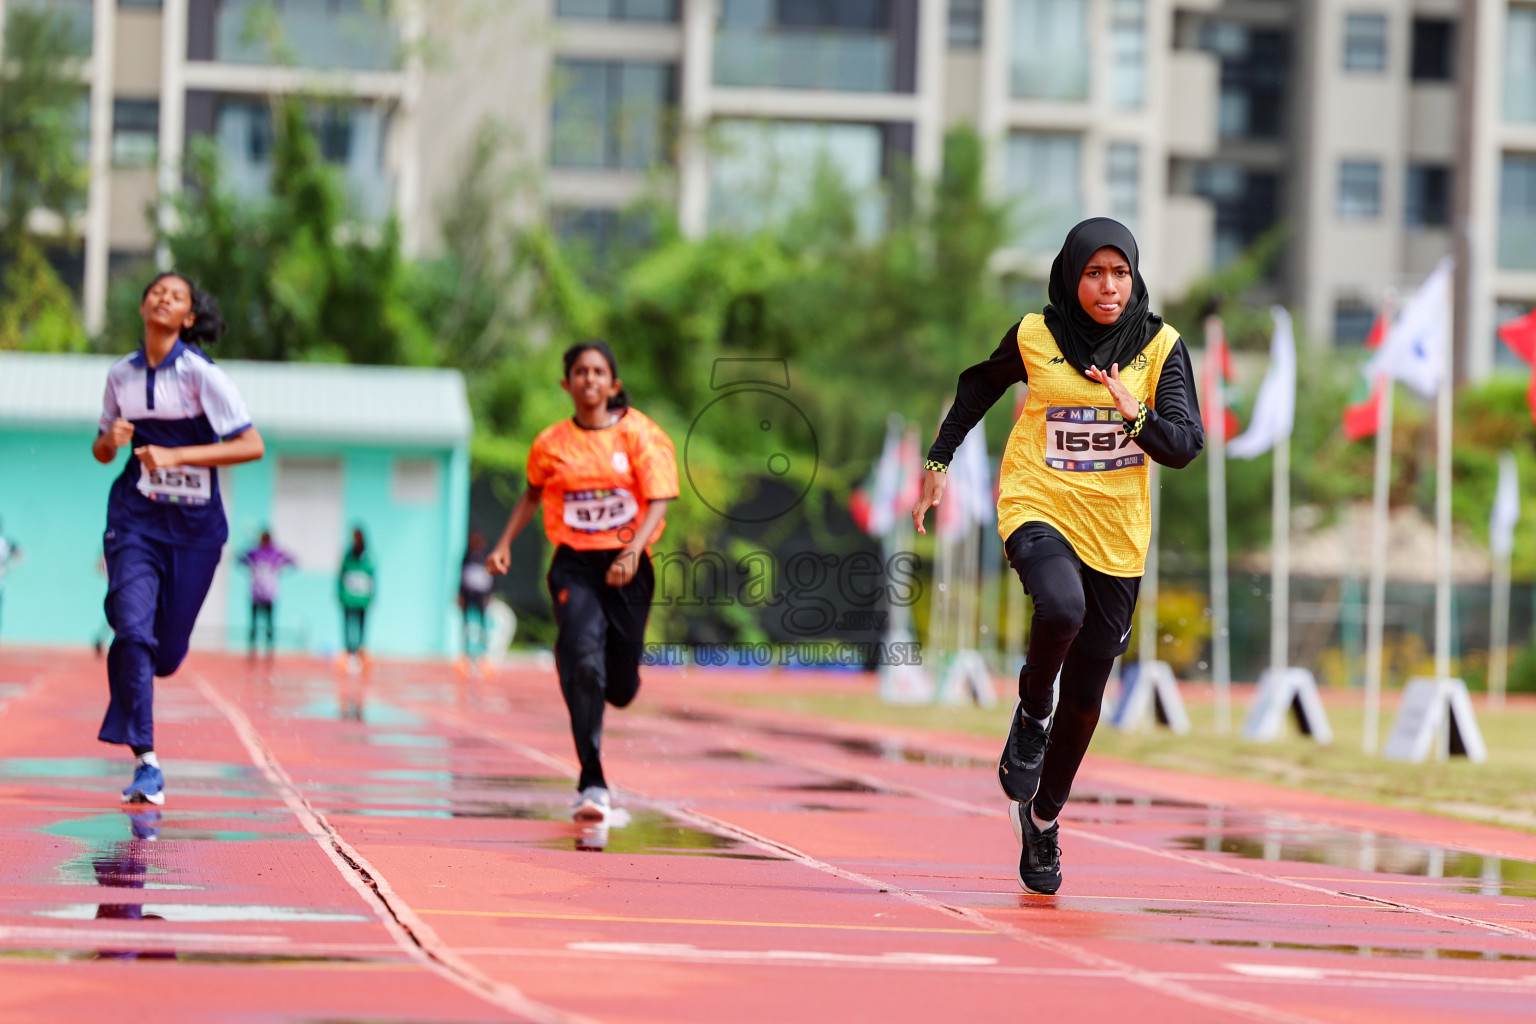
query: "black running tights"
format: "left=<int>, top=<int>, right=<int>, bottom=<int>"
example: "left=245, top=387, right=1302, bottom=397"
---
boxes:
left=1016, top=553, right=1119, bottom=822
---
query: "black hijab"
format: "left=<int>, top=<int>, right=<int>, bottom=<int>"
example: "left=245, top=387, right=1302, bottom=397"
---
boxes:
left=1041, top=217, right=1163, bottom=376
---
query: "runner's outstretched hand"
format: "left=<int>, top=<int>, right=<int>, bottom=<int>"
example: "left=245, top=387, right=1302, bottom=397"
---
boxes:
left=1084, top=363, right=1141, bottom=420
left=911, top=468, right=947, bottom=536
left=486, top=545, right=511, bottom=576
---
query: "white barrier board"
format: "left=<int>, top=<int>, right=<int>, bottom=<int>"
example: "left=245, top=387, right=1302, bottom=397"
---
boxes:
left=934, top=649, right=998, bottom=708
left=1243, top=667, right=1333, bottom=743
left=1110, top=660, right=1190, bottom=734
left=1383, top=677, right=1487, bottom=763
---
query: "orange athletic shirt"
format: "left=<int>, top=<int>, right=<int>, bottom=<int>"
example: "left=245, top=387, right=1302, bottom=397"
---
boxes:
left=525, top=407, right=679, bottom=551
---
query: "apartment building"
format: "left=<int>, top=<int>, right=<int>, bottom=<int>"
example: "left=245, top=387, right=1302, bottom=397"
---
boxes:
left=1, top=0, right=421, bottom=335
left=508, top=0, right=1223, bottom=299
left=1172, top=0, right=1536, bottom=374
left=7, top=0, right=1530, bottom=370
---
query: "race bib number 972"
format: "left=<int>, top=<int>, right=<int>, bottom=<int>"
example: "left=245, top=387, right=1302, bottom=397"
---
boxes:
left=563, top=488, right=639, bottom=533
left=1044, top=406, right=1145, bottom=473
left=136, top=464, right=213, bottom=505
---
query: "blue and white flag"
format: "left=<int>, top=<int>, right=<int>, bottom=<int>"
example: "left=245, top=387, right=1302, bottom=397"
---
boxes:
left=1370, top=259, right=1453, bottom=399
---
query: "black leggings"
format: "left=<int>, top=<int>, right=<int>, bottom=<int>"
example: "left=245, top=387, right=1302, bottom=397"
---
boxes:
left=547, top=546, right=656, bottom=792
left=250, top=601, right=274, bottom=652
left=343, top=607, right=367, bottom=654
left=1008, top=523, right=1140, bottom=821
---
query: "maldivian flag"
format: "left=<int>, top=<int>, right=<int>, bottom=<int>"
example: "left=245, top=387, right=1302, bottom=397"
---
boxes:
left=1364, top=309, right=1390, bottom=350
left=1497, top=306, right=1536, bottom=425
left=1201, top=321, right=1242, bottom=440
left=1343, top=374, right=1386, bottom=442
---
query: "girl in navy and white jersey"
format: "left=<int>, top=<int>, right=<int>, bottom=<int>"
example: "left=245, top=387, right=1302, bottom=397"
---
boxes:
left=92, top=273, right=265, bottom=805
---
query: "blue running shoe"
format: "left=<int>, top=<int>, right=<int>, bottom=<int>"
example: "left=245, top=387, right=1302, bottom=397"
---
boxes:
left=121, top=763, right=165, bottom=806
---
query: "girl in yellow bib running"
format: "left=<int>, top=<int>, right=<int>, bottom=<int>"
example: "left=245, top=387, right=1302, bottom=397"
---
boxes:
left=913, top=218, right=1204, bottom=894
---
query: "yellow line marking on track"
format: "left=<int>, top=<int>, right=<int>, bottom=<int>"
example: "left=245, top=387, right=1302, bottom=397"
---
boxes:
left=416, top=909, right=994, bottom=935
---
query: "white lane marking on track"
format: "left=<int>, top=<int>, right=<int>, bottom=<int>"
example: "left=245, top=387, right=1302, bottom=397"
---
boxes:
left=0, top=925, right=288, bottom=947
left=413, top=704, right=1327, bottom=1024
left=567, top=942, right=998, bottom=966
left=655, top=713, right=1536, bottom=943
left=194, top=675, right=591, bottom=1024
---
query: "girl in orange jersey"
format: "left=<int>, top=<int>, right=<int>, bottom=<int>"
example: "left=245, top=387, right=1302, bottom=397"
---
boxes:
left=486, top=341, right=678, bottom=822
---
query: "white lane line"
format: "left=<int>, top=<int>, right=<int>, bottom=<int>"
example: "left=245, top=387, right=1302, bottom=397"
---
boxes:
left=569, top=941, right=998, bottom=966
left=422, top=945, right=1536, bottom=993
left=194, top=675, right=591, bottom=1024
left=0, top=925, right=287, bottom=948
left=666, top=717, right=1536, bottom=943
left=414, top=704, right=1326, bottom=1024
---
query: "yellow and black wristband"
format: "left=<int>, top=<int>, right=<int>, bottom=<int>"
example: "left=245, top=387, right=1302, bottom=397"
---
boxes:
left=924, top=460, right=948, bottom=474
left=1124, top=401, right=1150, bottom=439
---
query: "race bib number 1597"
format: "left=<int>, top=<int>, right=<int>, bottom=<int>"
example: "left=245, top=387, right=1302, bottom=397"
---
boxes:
left=1044, top=406, right=1145, bottom=473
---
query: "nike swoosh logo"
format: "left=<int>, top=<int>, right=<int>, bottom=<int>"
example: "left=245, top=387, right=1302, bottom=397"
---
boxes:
left=1121, top=625, right=1133, bottom=643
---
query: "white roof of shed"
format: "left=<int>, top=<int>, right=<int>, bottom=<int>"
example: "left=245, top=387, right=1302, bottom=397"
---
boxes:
left=0, top=351, right=472, bottom=447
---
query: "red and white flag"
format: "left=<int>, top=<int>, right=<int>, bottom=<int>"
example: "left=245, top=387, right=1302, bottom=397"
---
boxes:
left=1498, top=306, right=1536, bottom=425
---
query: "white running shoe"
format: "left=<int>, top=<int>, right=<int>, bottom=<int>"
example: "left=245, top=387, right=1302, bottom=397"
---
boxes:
left=572, top=786, right=611, bottom=823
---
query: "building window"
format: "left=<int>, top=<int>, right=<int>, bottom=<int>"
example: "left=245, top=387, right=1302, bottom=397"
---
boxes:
left=555, top=0, right=677, bottom=20
left=1500, top=152, right=1536, bottom=270
left=1106, top=142, right=1139, bottom=231
left=549, top=60, right=675, bottom=171
left=1193, top=163, right=1281, bottom=269
left=1405, top=164, right=1450, bottom=227
left=214, top=98, right=392, bottom=220
left=715, top=0, right=903, bottom=93
left=1011, top=0, right=1089, bottom=100
left=1343, top=12, right=1388, bottom=73
left=1110, top=0, right=1146, bottom=108
left=391, top=458, right=439, bottom=505
left=1006, top=131, right=1082, bottom=251
left=112, top=99, right=159, bottom=167
left=948, top=0, right=983, bottom=47
left=213, top=0, right=398, bottom=71
left=1334, top=299, right=1377, bottom=346
left=1337, top=160, right=1382, bottom=219
left=1507, top=7, right=1536, bottom=123
left=1496, top=301, right=1535, bottom=369
left=1202, top=22, right=1288, bottom=140
left=1410, top=18, right=1454, bottom=81
left=5, top=0, right=94, bottom=56
left=709, top=119, right=889, bottom=235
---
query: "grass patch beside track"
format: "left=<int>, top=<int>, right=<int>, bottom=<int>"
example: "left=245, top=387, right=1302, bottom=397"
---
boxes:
left=708, top=687, right=1536, bottom=832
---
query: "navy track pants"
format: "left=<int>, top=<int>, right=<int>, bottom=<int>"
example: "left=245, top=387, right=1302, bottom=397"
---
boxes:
left=98, top=530, right=222, bottom=749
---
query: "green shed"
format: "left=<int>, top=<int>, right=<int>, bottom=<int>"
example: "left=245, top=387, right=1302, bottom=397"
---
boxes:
left=0, top=352, right=472, bottom=658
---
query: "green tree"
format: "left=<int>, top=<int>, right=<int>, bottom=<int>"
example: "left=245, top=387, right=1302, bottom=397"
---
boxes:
left=0, top=7, right=89, bottom=350
left=109, top=98, right=433, bottom=364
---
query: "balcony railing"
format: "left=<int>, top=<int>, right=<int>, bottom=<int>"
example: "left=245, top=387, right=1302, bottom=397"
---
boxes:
left=213, top=0, right=398, bottom=72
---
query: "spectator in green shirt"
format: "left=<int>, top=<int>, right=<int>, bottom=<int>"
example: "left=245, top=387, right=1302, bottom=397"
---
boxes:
left=338, top=527, right=376, bottom=669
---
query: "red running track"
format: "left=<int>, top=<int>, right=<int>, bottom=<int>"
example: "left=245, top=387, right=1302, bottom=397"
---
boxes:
left=1, top=649, right=1534, bottom=1024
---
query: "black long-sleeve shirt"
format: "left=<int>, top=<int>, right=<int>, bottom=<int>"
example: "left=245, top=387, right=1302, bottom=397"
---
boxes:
left=927, top=320, right=1205, bottom=469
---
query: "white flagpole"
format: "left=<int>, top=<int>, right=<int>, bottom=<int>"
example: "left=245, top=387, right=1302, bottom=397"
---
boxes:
left=1363, top=374, right=1394, bottom=755
left=1272, top=425, right=1290, bottom=677
left=1139, top=462, right=1160, bottom=671
left=1490, top=534, right=1512, bottom=713
left=1434, top=295, right=1454, bottom=685
left=1205, top=318, right=1232, bottom=733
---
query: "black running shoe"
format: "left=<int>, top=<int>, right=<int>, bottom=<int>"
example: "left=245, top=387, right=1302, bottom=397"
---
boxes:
left=997, top=701, right=1050, bottom=803
left=1008, top=801, right=1063, bottom=894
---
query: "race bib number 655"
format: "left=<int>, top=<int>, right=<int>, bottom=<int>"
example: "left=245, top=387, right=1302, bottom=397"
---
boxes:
left=137, top=464, right=213, bottom=504
left=1044, top=406, right=1145, bottom=473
